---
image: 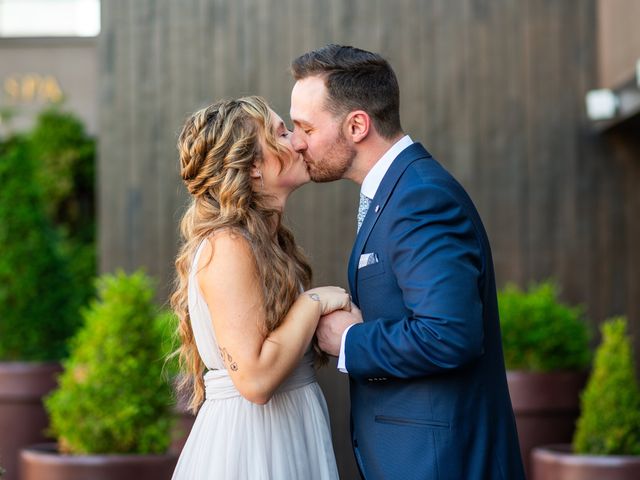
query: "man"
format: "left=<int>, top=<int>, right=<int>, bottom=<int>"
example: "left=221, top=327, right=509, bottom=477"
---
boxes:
left=289, top=44, right=525, bottom=480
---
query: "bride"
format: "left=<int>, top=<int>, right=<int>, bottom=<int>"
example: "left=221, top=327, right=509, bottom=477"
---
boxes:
left=170, top=96, right=349, bottom=479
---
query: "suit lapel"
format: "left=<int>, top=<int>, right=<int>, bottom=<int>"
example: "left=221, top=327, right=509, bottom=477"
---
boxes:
left=348, top=143, right=432, bottom=304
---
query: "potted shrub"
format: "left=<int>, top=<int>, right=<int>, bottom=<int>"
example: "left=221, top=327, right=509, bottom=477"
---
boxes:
left=532, top=317, right=640, bottom=479
left=499, top=281, right=591, bottom=475
left=20, top=271, right=177, bottom=479
left=0, top=137, right=77, bottom=480
left=29, top=108, right=97, bottom=309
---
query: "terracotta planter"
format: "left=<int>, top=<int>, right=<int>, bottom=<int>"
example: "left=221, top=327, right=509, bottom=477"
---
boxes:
left=507, top=370, right=587, bottom=477
left=20, top=443, right=178, bottom=480
left=532, top=444, right=640, bottom=480
left=0, top=362, right=61, bottom=480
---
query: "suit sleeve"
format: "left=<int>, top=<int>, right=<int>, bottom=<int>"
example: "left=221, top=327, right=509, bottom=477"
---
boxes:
left=345, top=181, right=485, bottom=380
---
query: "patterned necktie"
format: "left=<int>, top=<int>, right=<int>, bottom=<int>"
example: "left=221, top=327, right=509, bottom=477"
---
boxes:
left=357, top=193, right=372, bottom=233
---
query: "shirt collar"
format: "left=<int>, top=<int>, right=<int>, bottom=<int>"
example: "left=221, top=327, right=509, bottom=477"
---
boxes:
left=361, top=135, right=413, bottom=200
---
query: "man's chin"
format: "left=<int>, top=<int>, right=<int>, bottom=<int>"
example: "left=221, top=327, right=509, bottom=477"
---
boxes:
left=311, top=177, right=337, bottom=183
left=309, top=170, right=343, bottom=183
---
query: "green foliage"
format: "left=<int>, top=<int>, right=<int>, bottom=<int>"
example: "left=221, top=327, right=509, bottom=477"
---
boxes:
left=0, top=108, right=96, bottom=361
left=0, top=107, right=17, bottom=141
left=498, top=281, right=591, bottom=371
left=29, top=108, right=95, bottom=243
left=156, top=309, right=180, bottom=379
left=0, top=138, right=78, bottom=360
left=28, top=108, right=96, bottom=307
left=45, top=271, right=173, bottom=454
left=573, top=317, right=640, bottom=455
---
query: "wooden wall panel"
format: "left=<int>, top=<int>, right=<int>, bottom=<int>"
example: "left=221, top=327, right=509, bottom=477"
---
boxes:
left=100, top=1, right=640, bottom=476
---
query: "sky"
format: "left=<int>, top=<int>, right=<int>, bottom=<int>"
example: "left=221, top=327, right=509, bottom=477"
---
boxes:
left=0, top=0, right=100, bottom=37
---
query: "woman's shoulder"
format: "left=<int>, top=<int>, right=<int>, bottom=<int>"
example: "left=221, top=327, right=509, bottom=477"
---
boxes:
left=197, top=228, right=256, bottom=278
left=195, top=228, right=262, bottom=318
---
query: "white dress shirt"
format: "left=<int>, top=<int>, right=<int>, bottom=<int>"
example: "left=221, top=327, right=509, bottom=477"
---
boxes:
left=337, top=135, right=413, bottom=372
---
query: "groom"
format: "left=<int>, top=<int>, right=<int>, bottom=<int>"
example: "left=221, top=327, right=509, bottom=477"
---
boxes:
left=289, top=45, right=525, bottom=480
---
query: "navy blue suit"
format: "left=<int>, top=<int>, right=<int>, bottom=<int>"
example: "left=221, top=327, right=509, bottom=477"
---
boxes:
left=345, top=143, right=525, bottom=480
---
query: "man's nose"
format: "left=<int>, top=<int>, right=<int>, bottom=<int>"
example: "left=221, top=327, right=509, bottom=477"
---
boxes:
left=290, top=131, right=306, bottom=152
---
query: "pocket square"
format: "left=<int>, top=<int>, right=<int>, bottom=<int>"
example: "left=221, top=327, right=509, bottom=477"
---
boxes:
left=358, top=252, right=379, bottom=269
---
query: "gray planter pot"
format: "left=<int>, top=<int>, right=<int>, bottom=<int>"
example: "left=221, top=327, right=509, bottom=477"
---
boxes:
left=532, top=444, right=640, bottom=480
left=20, top=443, right=178, bottom=480
left=0, top=362, right=61, bottom=480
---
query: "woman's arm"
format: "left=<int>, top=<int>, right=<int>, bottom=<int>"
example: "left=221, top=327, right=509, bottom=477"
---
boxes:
left=198, top=231, right=348, bottom=404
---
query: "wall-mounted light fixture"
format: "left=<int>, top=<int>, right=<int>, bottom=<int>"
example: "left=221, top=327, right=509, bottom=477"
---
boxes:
left=585, top=58, right=640, bottom=132
left=586, top=89, right=618, bottom=121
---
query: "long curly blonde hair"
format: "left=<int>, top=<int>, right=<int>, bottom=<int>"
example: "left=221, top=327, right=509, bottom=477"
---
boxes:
left=171, top=97, right=313, bottom=413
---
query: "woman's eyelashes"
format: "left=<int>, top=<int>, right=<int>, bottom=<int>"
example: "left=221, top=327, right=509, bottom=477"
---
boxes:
left=281, top=125, right=293, bottom=138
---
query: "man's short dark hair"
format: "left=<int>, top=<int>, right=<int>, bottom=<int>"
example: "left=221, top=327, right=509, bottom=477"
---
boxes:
left=291, top=44, right=402, bottom=139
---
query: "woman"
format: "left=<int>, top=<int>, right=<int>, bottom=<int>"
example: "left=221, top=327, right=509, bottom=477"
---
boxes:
left=170, top=96, right=347, bottom=479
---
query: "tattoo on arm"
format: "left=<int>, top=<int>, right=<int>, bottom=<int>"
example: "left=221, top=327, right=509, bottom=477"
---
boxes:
left=307, top=293, right=320, bottom=302
left=219, top=347, right=238, bottom=371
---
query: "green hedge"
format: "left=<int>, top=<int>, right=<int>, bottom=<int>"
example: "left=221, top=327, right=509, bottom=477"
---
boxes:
left=0, top=138, right=78, bottom=360
left=46, top=271, right=173, bottom=454
left=498, top=281, right=591, bottom=372
left=573, top=317, right=640, bottom=455
left=29, top=108, right=96, bottom=308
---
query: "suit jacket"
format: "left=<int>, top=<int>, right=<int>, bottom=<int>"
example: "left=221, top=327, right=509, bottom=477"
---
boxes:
left=345, top=143, right=525, bottom=480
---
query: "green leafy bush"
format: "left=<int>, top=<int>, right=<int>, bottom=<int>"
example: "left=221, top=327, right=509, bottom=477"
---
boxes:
left=0, top=138, right=78, bottom=360
left=29, top=108, right=96, bottom=308
left=45, top=271, right=173, bottom=454
left=29, top=108, right=95, bottom=243
left=498, top=281, right=591, bottom=371
left=573, top=317, right=640, bottom=455
left=156, top=309, right=180, bottom=379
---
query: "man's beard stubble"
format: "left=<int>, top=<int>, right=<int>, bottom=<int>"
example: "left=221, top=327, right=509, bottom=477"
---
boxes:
left=307, top=131, right=356, bottom=183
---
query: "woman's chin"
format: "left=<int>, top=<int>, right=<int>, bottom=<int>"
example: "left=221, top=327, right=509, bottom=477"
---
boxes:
left=297, top=170, right=312, bottom=187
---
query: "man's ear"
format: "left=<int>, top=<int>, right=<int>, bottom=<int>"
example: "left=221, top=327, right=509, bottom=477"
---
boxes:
left=344, top=110, right=370, bottom=144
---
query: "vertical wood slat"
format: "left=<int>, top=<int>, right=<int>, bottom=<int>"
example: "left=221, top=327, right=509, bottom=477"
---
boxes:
left=99, top=1, right=639, bottom=476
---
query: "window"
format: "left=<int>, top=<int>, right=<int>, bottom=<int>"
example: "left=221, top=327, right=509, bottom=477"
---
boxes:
left=0, top=0, right=100, bottom=37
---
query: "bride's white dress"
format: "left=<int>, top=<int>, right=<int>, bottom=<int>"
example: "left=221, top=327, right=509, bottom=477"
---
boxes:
left=171, top=241, right=339, bottom=480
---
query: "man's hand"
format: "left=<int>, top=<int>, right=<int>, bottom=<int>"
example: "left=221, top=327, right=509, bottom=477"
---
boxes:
left=316, top=306, right=363, bottom=356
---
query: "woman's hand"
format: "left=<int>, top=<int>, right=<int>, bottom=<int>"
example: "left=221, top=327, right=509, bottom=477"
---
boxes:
left=305, top=286, right=351, bottom=315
